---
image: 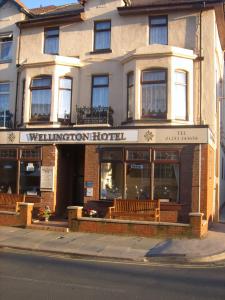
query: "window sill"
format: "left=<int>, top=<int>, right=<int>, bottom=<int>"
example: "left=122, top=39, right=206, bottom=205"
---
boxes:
left=90, top=49, right=112, bottom=54
left=0, top=59, right=12, bottom=64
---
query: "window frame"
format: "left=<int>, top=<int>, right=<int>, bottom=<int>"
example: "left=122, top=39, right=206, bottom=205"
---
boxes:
left=58, top=76, right=73, bottom=123
left=93, top=20, right=111, bottom=52
left=141, top=68, right=168, bottom=119
left=149, top=15, right=168, bottom=45
left=30, top=75, right=52, bottom=122
left=44, top=27, right=59, bottom=55
left=91, top=74, right=109, bottom=108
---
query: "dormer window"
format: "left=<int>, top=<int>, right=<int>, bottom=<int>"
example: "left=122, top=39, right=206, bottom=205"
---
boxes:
left=0, top=32, right=13, bottom=62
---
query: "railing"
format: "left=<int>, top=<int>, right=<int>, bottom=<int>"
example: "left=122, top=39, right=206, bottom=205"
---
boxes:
left=75, top=106, right=113, bottom=126
left=0, top=111, right=13, bottom=128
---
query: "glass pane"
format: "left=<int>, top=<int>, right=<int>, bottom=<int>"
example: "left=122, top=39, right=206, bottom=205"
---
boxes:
left=0, top=83, right=10, bottom=93
left=175, top=71, right=186, bottom=84
left=127, top=72, right=134, bottom=119
left=155, top=151, right=179, bottom=161
left=21, top=149, right=41, bottom=160
left=174, top=83, right=186, bottom=119
left=0, top=41, right=12, bottom=60
left=127, top=150, right=149, bottom=161
left=101, top=162, right=123, bottom=199
left=58, top=90, right=71, bottom=119
left=0, top=161, right=17, bottom=193
left=20, top=162, right=40, bottom=195
left=126, top=163, right=150, bottom=200
left=44, top=37, right=59, bottom=54
left=46, top=28, right=59, bottom=36
left=0, top=94, right=9, bottom=111
left=92, top=87, right=109, bottom=107
left=32, top=78, right=51, bottom=88
left=31, top=89, right=51, bottom=120
left=150, top=26, right=167, bottom=45
left=142, top=82, right=166, bottom=117
left=143, top=70, right=166, bottom=82
left=101, top=149, right=123, bottom=161
left=150, top=17, right=167, bottom=26
left=96, top=21, right=111, bottom=30
left=60, top=78, right=72, bottom=89
left=93, top=76, right=108, bottom=86
left=154, top=164, right=179, bottom=201
left=0, top=149, right=17, bottom=159
left=95, top=31, right=110, bottom=49
left=128, top=72, right=134, bottom=86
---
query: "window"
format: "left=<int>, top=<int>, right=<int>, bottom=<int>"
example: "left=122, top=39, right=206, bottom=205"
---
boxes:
left=0, top=161, right=17, bottom=193
left=100, top=147, right=180, bottom=202
left=174, top=71, right=187, bottom=120
left=58, top=77, right=72, bottom=121
left=44, top=27, right=59, bottom=55
left=0, top=82, right=10, bottom=113
left=127, top=72, right=134, bottom=120
left=92, top=75, right=109, bottom=107
left=0, top=32, right=13, bottom=62
left=141, top=69, right=167, bottom=119
left=94, top=21, right=111, bottom=51
left=20, top=161, right=41, bottom=195
left=30, top=76, right=51, bottom=122
left=149, top=16, right=168, bottom=45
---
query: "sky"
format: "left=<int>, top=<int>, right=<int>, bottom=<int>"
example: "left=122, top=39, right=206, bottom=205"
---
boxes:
left=21, top=0, right=78, bottom=9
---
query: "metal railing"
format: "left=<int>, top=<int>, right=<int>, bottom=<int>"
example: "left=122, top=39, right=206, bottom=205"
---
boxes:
left=75, top=106, right=113, bottom=126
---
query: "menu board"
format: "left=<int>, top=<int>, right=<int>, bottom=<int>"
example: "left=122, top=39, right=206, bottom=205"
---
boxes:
left=40, top=166, right=54, bottom=191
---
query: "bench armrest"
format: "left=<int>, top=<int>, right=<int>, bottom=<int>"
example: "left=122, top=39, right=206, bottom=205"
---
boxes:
left=107, top=206, right=115, bottom=218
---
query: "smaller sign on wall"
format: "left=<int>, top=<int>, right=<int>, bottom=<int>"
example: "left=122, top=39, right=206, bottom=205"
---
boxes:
left=40, top=166, right=54, bottom=191
left=86, top=187, right=94, bottom=197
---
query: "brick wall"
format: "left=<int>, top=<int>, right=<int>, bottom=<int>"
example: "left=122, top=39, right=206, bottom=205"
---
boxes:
left=84, top=145, right=99, bottom=203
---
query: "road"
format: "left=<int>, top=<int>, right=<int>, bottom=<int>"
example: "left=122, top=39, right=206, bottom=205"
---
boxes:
left=0, top=250, right=225, bottom=300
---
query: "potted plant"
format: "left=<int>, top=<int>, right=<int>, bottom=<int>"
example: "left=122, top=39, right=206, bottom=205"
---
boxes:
left=38, top=206, right=51, bottom=222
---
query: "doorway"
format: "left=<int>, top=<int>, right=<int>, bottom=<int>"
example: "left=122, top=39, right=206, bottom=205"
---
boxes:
left=56, top=145, right=85, bottom=216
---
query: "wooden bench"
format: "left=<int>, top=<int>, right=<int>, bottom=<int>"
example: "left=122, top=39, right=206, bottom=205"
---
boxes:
left=108, top=199, right=160, bottom=222
left=0, top=193, right=25, bottom=212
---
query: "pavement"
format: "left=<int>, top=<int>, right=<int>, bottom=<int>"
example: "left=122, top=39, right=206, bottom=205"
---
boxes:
left=1, top=221, right=225, bottom=265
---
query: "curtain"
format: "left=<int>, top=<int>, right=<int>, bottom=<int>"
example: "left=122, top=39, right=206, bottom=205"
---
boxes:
left=150, top=27, right=167, bottom=45
left=95, top=31, right=110, bottom=49
left=1, top=41, right=12, bottom=60
left=142, top=83, right=166, bottom=116
left=92, top=87, right=109, bottom=107
left=31, top=90, right=51, bottom=117
left=0, top=83, right=9, bottom=112
left=45, top=37, right=59, bottom=54
left=58, top=90, right=71, bottom=119
left=172, top=164, right=179, bottom=201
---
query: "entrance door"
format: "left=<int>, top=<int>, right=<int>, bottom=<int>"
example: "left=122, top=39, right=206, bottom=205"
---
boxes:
left=56, top=145, right=85, bottom=216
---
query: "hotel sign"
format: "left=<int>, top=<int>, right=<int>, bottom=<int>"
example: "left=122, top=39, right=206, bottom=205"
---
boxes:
left=20, top=130, right=139, bottom=144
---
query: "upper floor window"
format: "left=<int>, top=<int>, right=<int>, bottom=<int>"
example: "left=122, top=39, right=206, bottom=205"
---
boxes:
left=149, top=16, right=168, bottom=45
left=44, top=27, right=59, bottom=55
left=58, top=77, right=72, bottom=121
left=0, top=82, right=10, bottom=113
left=92, top=75, right=109, bottom=107
left=94, top=21, right=111, bottom=51
left=30, top=76, right=51, bottom=122
left=127, top=72, right=134, bottom=120
left=174, top=71, right=187, bottom=120
left=141, top=69, right=167, bottom=119
left=0, top=32, right=13, bottom=62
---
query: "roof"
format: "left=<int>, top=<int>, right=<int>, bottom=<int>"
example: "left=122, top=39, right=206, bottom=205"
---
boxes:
left=129, top=0, right=225, bottom=6
left=30, top=3, right=83, bottom=16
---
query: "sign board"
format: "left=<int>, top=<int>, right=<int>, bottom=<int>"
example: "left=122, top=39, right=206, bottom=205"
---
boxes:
left=86, top=187, right=93, bottom=197
left=40, top=166, right=54, bottom=191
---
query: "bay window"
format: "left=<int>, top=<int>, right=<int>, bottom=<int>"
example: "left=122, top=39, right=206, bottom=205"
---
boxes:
left=30, top=76, right=51, bottom=122
left=141, top=69, right=167, bottom=119
left=58, top=77, right=72, bottom=121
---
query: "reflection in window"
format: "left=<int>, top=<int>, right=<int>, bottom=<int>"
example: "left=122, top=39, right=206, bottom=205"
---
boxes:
left=127, top=150, right=149, bottom=161
left=58, top=78, right=72, bottom=121
left=30, top=76, right=51, bottom=121
left=100, top=162, right=123, bottom=199
left=154, top=164, right=179, bottom=201
left=155, top=150, right=179, bottom=161
left=20, top=162, right=41, bottom=195
left=126, top=163, right=150, bottom=200
left=101, top=149, right=123, bottom=161
left=0, top=161, right=17, bottom=193
left=142, top=70, right=167, bottom=119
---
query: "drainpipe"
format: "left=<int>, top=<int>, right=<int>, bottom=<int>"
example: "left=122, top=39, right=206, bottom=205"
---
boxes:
left=14, top=26, right=22, bottom=128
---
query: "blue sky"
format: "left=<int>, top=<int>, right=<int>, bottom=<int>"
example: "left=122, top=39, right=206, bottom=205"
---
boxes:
left=22, top=0, right=78, bottom=9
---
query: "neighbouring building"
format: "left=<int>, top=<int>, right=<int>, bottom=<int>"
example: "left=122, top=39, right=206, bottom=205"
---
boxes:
left=1, top=0, right=225, bottom=236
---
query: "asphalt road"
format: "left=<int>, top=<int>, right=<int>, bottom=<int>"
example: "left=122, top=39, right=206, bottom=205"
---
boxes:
left=0, top=250, right=225, bottom=300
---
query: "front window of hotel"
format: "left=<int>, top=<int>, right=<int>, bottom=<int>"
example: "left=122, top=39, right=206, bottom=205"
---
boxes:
left=0, top=149, right=17, bottom=194
left=100, top=148, right=179, bottom=202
